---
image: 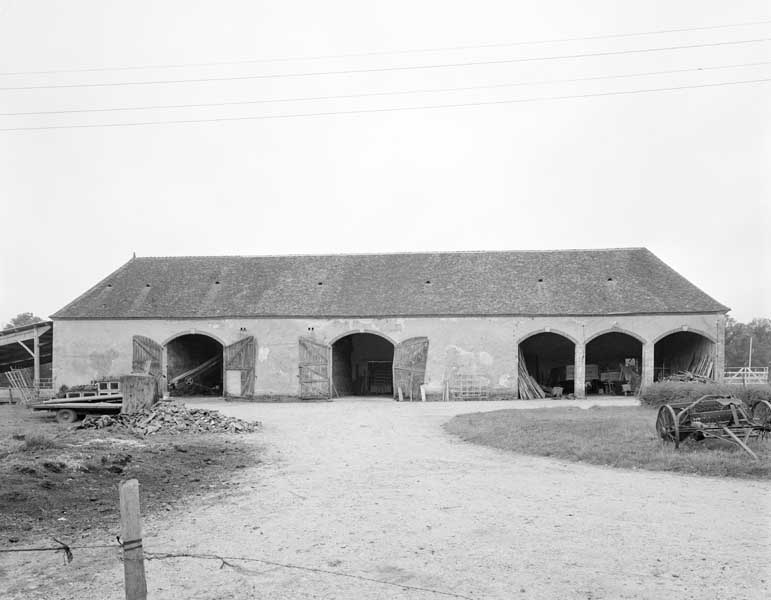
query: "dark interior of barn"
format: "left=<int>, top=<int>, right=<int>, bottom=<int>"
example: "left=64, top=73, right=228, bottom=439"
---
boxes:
left=585, top=332, right=642, bottom=395
left=166, top=334, right=223, bottom=396
left=332, top=333, right=394, bottom=396
left=654, top=331, right=714, bottom=380
left=519, top=332, right=576, bottom=394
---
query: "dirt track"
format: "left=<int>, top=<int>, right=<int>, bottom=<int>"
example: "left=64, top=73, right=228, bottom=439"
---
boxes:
left=4, top=397, right=770, bottom=599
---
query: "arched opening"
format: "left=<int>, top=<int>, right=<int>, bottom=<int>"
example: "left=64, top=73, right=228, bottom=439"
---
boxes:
left=519, top=332, right=576, bottom=394
left=331, top=333, right=394, bottom=397
left=166, top=333, right=223, bottom=396
left=654, top=331, right=715, bottom=380
left=585, top=332, right=642, bottom=395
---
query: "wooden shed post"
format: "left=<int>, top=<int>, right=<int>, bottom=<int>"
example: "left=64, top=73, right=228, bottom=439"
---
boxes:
left=33, top=327, right=40, bottom=387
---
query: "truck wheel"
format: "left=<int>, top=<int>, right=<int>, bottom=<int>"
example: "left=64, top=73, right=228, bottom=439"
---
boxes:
left=55, top=409, right=78, bottom=424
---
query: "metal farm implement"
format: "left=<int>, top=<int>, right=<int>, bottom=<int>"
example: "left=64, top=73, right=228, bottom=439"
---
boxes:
left=656, top=394, right=771, bottom=459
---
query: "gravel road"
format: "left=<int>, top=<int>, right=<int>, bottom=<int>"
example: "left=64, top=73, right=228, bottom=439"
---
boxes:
left=5, top=397, right=770, bottom=599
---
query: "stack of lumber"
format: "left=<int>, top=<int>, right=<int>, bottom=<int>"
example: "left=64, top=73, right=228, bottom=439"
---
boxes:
left=688, top=352, right=714, bottom=379
left=664, top=370, right=713, bottom=383
left=77, top=400, right=259, bottom=435
left=518, top=348, right=546, bottom=400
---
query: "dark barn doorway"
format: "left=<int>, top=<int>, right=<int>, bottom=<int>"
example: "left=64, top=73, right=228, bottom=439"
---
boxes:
left=166, top=334, right=223, bottom=396
left=585, top=332, right=642, bottom=395
left=654, top=331, right=715, bottom=380
left=519, top=332, right=576, bottom=394
left=332, top=333, right=394, bottom=396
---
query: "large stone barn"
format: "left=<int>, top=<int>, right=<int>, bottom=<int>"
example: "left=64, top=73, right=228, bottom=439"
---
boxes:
left=50, top=249, right=728, bottom=400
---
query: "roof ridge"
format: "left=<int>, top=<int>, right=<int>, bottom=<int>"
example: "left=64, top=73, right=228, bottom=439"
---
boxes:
left=132, top=247, right=648, bottom=260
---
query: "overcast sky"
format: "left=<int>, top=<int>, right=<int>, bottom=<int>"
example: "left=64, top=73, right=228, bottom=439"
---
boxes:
left=0, top=1, right=768, bottom=324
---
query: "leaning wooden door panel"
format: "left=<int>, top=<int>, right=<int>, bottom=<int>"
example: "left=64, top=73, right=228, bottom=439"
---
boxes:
left=224, top=336, right=256, bottom=397
left=132, top=336, right=162, bottom=376
left=132, top=335, right=163, bottom=398
left=298, top=337, right=330, bottom=399
left=393, top=336, right=429, bottom=401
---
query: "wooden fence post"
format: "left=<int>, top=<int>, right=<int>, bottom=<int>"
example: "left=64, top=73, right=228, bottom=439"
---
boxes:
left=119, top=479, right=147, bottom=600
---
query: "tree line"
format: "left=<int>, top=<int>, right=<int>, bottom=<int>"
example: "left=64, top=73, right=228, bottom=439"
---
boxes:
left=725, top=317, right=771, bottom=368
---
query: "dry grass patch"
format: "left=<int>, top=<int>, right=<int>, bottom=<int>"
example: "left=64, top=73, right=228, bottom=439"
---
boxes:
left=444, top=406, right=771, bottom=479
left=0, top=404, right=263, bottom=543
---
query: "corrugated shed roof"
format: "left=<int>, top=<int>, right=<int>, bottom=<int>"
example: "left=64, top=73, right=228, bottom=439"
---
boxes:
left=51, top=249, right=728, bottom=319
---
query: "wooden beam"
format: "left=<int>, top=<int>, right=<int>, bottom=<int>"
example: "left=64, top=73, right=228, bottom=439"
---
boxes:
left=17, top=340, right=35, bottom=358
left=33, top=329, right=40, bottom=386
left=0, top=325, right=51, bottom=348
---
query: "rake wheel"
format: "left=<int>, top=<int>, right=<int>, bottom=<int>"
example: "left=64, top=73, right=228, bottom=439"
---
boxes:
left=753, top=400, right=771, bottom=428
left=656, top=404, right=681, bottom=448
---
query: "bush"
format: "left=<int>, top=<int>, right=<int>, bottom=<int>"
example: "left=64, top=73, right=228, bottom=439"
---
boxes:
left=640, top=382, right=771, bottom=408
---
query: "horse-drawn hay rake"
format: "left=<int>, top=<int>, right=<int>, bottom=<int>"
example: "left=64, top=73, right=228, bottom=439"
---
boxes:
left=656, top=395, right=771, bottom=460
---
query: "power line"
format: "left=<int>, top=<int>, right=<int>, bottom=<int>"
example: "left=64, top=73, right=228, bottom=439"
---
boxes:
left=2, top=61, right=768, bottom=117
left=1, top=18, right=769, bottom=76
left=2, top=78, right=767, bottom=132
left=0, top=38, right=768, bottom=91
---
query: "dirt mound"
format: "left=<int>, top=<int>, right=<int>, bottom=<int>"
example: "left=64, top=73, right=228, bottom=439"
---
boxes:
left=77, top=401, right=260, bottom=435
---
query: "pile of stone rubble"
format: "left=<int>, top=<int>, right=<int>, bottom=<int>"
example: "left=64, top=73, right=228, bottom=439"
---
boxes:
left=78, top=401, right=259, bottom=435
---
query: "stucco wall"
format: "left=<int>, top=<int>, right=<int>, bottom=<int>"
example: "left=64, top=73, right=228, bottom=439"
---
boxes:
left=51, top=312, right=725, bottom=398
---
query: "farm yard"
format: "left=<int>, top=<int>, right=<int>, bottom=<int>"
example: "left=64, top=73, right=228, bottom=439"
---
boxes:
left=2, top=397, right=769, bottom=600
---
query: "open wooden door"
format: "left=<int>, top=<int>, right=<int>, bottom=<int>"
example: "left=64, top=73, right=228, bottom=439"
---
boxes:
left=393, top=337, right=429, bottom=401
left=298, top=337, right=330, bottom=399
left=132, top=335, right=162, bottom=376
left=132, top=335, right=163, bottom=395
left=224, top=336, right=256, bottom=398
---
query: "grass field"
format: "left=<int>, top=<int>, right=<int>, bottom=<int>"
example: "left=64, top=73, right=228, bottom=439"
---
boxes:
left=444, top=406, right=771, bottom=479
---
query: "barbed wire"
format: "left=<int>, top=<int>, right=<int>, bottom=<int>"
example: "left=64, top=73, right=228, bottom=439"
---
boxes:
left=0, top=540, right=477, bottom=599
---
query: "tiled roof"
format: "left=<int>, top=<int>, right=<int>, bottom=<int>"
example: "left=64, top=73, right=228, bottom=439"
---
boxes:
left=51, top=248, right=728, bottom=319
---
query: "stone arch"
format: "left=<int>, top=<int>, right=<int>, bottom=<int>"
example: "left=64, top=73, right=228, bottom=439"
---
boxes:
left=330, top=331, right=396, bottom=397
left=653, top=329, right=716, bottom=381
left=585, top=330, right=644, bottom=394
left=516, top=328, right=579, bottom=346
left=585, top=327, right=647, bottom=345
left=517, top=330, right=577, bottom=395
left=162, top=331, right=226, bottom=397
left=161, top=329, right=228, bottom=347
left=652, top=327, right=716, bottom=344
left=328, top=329, right=398, bottom=347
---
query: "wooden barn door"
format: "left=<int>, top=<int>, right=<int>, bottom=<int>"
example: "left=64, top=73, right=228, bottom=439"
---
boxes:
left=132, top=336, right=162, bottom=376
left=298, top=337, right=330, bottom=399
left=132, top=335, right=163, bottom=395
left=393, top=337, right=429, bottom=401
left=224, top=336, right=256, bottom=398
